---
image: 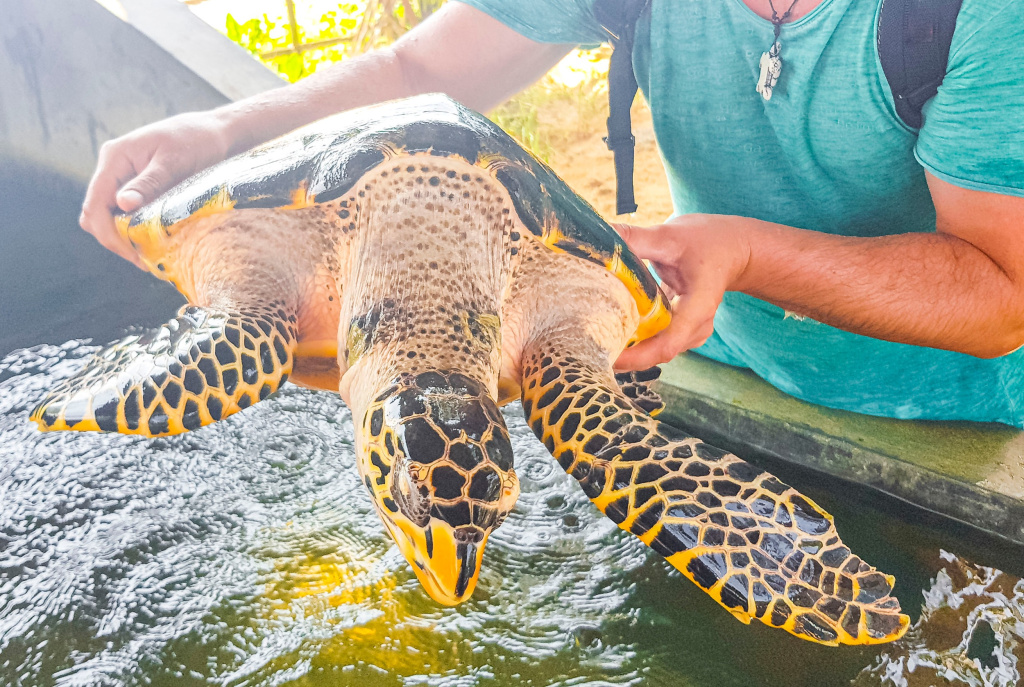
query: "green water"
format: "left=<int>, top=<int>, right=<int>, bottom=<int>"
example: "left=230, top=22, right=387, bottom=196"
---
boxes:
left=1, top=167, right=1021, bottom=686
left=1, top=343, right=1022, bottom=687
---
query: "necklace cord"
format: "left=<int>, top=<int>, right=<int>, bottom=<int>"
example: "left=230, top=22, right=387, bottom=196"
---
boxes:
left=767, top=0, right=801, bottom=28
left=766, top=0, right=800, bottom=41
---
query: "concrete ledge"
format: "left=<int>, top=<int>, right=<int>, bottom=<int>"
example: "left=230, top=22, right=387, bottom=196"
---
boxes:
left=112, top=0, right=284, bottom=102
left=656, top=353, right=1024, bottom=546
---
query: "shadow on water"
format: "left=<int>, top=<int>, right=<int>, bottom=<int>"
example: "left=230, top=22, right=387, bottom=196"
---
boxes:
left=0, top=161, right=184, bottom=354
left=0, top=169, right=1021, bottom=686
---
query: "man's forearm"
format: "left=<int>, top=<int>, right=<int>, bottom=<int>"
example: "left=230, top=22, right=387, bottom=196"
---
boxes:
left=210, top=4, right=570, bottom=156
left=733, top=219, right=1024, bottom=358
left=213, top=49, right=411, bottom=156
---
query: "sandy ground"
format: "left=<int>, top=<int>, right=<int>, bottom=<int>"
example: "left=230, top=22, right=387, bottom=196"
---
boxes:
left=522, top=98, right=676, bottom=228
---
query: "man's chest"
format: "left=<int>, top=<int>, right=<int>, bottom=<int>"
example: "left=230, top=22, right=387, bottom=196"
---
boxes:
left=637, top=0, right=931, bottom=233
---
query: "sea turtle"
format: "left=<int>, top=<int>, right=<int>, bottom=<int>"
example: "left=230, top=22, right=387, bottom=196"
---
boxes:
left=31, top=94, right=908, bottom=646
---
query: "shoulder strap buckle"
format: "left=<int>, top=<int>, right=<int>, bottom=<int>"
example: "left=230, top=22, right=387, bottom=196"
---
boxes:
left=595, top=0, right=651, bottom=215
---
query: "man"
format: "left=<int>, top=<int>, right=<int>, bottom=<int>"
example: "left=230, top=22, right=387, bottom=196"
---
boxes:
left=80, top=0, right=1024, bottom=426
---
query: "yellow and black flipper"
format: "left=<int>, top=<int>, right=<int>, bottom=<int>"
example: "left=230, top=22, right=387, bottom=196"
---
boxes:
left=614, top=367, right=664, bottom=416
left=31, top=304, right=296, bottom=437
left=520, top=345, right=910, bottom=647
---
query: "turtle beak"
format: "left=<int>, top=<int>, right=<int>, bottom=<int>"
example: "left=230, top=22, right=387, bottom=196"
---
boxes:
left=382, top=516, right=487, bottom=605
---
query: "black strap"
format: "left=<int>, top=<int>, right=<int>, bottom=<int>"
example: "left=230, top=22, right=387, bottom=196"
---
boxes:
left=595, top=0, right=650, bottom=215
left=877, top=0, right=963, bottom=129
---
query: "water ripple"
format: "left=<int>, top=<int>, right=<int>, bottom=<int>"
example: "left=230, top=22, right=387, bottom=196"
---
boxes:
left=0, top=343, right=644, bottom=686
left=855, top=550, right=1024, bottom=687
left=4, top=343, right=1023, bottom=687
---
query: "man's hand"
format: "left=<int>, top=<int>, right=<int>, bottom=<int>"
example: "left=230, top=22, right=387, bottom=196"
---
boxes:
left=614, top=215, right=753, bottom=370
left=616, top=174, right=1024, bottom=370
left=79, top=112, right=233, bottom=268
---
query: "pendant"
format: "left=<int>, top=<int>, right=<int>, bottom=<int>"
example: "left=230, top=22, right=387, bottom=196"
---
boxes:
left=756, top=40, right=783, bottom=101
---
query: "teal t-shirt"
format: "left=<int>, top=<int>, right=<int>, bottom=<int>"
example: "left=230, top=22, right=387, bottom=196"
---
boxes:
left=457, top=0, right=1024, bottom=427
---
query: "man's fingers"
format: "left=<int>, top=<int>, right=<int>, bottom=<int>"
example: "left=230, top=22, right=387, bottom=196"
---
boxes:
left=80, top=142, right=152, bottom=268
left=616, top=223, right=688, bottom=295
left=686, top=317, right=715, bottom=350
left=614, top=338, right=673, bottom=371
left=80, top=145, right=131, bottom=229
left=615, top=319, right=714, bottom=370
left=615, top=301, right=702, bottom=370
left=615, top=326, right=692, bottom=370
left=615, top=277, right=722, bottom=373
left=116, top=189, right=145, bottom=213
left=80, top=149, right=140, bottom=263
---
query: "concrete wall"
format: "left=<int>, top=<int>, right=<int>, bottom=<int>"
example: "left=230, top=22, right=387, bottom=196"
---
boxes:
left=0, top=0, right=282, bottom=354
left=657, top=354, right=1024, bottom=547
left=0, top=0, right=283, bottom=182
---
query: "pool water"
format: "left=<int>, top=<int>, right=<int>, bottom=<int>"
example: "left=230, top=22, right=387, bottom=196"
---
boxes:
left=1, top=342, right=1022, bottom=687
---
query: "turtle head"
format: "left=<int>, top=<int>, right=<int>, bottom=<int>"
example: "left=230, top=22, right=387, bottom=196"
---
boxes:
left=356, top=371, right=519, bottom=605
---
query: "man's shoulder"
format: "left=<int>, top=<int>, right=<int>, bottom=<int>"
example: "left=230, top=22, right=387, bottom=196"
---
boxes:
left=454, top=0, right=607, bottom=44
left=950, top=0, right=1023, bottom=60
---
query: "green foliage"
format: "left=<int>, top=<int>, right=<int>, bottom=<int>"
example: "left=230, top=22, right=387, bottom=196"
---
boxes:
left=490, top=49, right=611, bottom=162
left=353, top=0, right=445, bottom=52
left=490, top=89, right=555, bottom=161
left=224, top=1, right=446, bottom=83
left=225, top=7, right=360, bottom=82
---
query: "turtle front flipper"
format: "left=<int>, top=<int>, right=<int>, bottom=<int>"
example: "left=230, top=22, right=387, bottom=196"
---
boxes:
left=31, top=305, right=296, bottom=437
left=520, top=346, right=909, bottom=646
left=615, top=367, right=664, bottom=416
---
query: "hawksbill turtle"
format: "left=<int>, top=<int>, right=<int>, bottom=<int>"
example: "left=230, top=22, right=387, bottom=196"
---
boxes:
left=31, top=94, right=908, bottom=646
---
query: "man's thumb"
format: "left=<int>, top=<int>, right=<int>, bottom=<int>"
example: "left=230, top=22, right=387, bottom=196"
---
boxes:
left=116, top=166, right=173, bottom=212
left=613, top=223, right=661, bottom=259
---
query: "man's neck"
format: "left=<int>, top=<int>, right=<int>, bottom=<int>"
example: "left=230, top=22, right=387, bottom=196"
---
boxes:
left=741, top=0, right=827, bottom=22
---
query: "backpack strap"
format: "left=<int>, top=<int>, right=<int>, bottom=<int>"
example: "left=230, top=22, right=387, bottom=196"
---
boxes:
left=594, top=0, right=651, bottom=215
left=877, top=0, right=963, bottom=129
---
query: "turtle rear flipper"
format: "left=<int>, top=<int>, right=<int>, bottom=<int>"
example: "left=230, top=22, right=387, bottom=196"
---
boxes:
left=520, top=345, right=909, bottom=646
left=31, top=305, right=296, bottom=437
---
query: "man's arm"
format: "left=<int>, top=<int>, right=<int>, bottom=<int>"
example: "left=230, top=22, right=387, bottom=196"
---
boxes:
left=616, top=172, right=1024, bottom=369
left=80, top=3, right=571, bottom=265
